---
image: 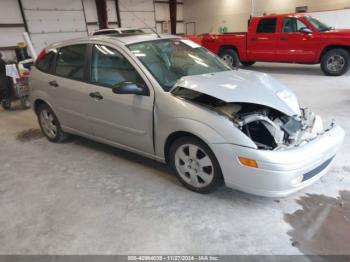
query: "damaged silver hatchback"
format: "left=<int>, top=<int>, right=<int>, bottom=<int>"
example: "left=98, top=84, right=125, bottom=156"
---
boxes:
left=30, top=34, right=345, bottom=197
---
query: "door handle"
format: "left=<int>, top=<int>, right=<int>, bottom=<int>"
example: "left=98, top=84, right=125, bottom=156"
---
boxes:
left=89, top=92, right=103, bottom=100
left=251, top=37, right=257, bottom=41
left=49, top=80, right=59, bottom=87
left=280, top=36, right=289, bottom=41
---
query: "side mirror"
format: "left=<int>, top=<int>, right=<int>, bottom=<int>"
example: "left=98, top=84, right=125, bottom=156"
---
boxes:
left=299, top=27, right=312, bottom=34
left=112, top=81, right=149, bottom=96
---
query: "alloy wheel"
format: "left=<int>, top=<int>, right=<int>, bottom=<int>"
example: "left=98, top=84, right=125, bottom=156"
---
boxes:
left=40, top=109, right=57, bottom=139
left=174, top=143, right=214, bottom=188
left=221, top=54, right=234, bottom=67
left=326, top=55, right=345, bottom=72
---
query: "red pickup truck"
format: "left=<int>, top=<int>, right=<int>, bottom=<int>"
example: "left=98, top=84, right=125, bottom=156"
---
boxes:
left=188, top=13, right=350, bottom=76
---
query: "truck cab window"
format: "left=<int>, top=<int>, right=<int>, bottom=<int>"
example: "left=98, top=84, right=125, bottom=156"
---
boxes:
left=256, top=18, right=277, bottom=33
left=282, top=18, right=308, bottom=33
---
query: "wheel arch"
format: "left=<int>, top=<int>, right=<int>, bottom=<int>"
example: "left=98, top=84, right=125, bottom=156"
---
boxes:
left=164, top=131, right=225, bottom=184
left=164, top=131, right=208, bottom=164
left=218, top=45, right=240, bottom=58
left=33, top=99, right=55, bottom=116
left=319, top=45, right=350, bottom=62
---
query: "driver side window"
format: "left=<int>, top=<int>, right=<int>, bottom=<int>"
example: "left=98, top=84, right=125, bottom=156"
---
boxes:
left=90, top=44, right=145, bottom=87
left=282, top=18, right=308, bottom=33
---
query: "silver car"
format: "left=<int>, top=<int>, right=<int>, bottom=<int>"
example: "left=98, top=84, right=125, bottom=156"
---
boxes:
left=30, top=34, right=345, bottom=197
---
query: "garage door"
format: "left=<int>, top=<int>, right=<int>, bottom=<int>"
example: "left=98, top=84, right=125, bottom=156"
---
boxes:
left=21, top=0, right=88, bottom=53
left=119, top=0, right=156, bottom=32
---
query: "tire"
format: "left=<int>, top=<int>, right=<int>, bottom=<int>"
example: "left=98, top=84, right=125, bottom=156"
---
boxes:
left=169, top=136, right=223, bottom=193
left=20, top=97, right=31, bottom=109
left=1, top=98, right=11, bottom=110
left=320, top=48, right=350, bottom=76
left=241, top=61, right=255, bottom=67
left=37, top=104, right=69, bottom=143
left=219, top=49, right=240, bottom=68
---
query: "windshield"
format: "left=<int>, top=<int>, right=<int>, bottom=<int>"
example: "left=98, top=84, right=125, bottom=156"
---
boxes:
left=128, top=39, right=230, bottom=91
left=305, top=16, right=332, bottom=32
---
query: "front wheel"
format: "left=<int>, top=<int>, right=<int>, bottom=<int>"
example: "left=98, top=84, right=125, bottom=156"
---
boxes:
left=169, top=137, right=223, bottom=193
left=219, top=49, right=240, bottom=68
left=320, top=49, right=349, bottom=76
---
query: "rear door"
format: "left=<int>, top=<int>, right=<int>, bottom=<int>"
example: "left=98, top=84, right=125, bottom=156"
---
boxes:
left=49, top=44, right=95, bottom=135
left=276, top=17, right=317, bottom=62
left=247, top=17, right=278, bottom=61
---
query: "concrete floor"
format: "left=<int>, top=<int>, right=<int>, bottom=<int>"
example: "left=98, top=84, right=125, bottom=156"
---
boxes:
left=0, top=63, right=349, bottom=255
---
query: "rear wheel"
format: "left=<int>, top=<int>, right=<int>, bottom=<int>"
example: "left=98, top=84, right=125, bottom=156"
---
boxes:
left=169, top=137, right=223, bottom=193
left=220, top=49, right=240, bottom=68
left=37, top=104, right=69, bottom=143
left=320, top=48, right=349, bottom=76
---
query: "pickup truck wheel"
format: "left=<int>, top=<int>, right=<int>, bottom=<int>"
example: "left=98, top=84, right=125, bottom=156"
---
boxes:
left=241, top=61, right=256, bottom=67
left=169, top=136, right=223, bottom=193
left=220, top=49, right=240, bottom=68
left=321, top=49, right=349, bottom=76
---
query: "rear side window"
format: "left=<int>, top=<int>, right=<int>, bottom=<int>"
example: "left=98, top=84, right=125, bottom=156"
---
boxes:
left=36, top=51, right=55, bottom=73
left=256, top=18, right=277, bottom=33
left=55, top=44, right=87, bottom=81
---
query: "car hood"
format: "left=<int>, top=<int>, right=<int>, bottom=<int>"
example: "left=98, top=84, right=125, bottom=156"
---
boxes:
left=171, top=70, right=300, bottom=116
left=324, top=29, right=350, bottom=36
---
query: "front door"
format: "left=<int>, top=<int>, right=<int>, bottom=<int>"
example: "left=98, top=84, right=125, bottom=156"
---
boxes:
left=85, top=44, right=154, bottom=155
left=247, top=17, right=278, bottom=61
left=276, top=17, right=317, bottom=62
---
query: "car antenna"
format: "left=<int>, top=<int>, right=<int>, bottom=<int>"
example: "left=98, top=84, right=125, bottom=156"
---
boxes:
left=118, top=2, right=161, bottom=38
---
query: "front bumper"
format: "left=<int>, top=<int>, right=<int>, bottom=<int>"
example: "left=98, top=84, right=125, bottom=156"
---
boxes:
left=210, top=124, right=345, bottom=197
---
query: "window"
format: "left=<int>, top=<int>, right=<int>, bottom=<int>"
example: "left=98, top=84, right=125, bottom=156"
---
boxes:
left=55, top=44, right=87, bottom=81
left=256, top=18, right=277, bottom=33
left=36, top=51, right=55, bottom=73
left=282, top=18, right=308, bottom=33
left=91, top=44, right=144, bottom=87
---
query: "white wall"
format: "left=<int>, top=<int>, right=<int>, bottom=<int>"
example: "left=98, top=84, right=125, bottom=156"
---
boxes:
left=255, top=0, right=350, bottom=15
left=183, top=0, right=350, bottom=35
left=183, top=0, right=251, bottom=34
left=154, top=0, right=184, bottom=34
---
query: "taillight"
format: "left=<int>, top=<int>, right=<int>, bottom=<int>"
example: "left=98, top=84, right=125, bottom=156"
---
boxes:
left=35, top=49, right=46, bottom=63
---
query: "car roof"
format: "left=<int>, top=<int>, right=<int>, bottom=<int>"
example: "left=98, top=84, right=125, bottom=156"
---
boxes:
left=45, top=33, right=180, bottom=51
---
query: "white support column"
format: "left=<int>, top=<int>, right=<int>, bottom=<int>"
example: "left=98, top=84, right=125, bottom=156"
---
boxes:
left=251, top=0, right=256, bottom=17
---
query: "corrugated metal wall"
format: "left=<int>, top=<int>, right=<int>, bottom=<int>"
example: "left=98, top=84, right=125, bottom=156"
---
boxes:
left=0, top=0, right=183, bottom=59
